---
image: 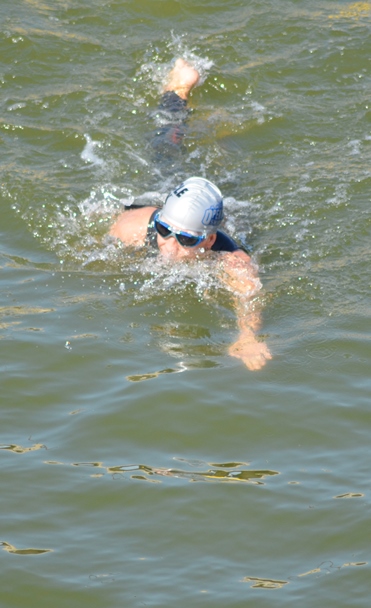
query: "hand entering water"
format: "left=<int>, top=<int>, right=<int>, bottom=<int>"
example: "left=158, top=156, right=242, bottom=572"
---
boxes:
left=229, top=333, right=272, bottom=371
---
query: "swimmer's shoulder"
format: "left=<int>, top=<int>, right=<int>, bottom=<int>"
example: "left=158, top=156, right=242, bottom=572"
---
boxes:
left=212, top=230, right=242, bottom=253
left=110, top=205, right=158, bottom=246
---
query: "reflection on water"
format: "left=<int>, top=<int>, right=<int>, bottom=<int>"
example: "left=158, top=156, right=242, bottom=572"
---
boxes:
left=45, top=460, right=279, bottom=485
left=295, top=560, right=368, bottom=579
left=242, top=576, right=289, bottom=590
left=243, top=560, right=368, bottom=590
left=0, top=443, right=46, bottom=454
left=126, top=356, right=224, bottom=381
left=329, top=2, right=371, bottom=19
left=126, top=361, right=188, bottom=382
left=1, top=541, right=52, bottom=556
left=0, top=306, right=54, bottom=317
left=0, top=321, right=21, bottom=332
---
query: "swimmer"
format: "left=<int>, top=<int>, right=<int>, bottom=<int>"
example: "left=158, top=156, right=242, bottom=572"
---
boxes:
left=110, top=59, right=272, bottom=371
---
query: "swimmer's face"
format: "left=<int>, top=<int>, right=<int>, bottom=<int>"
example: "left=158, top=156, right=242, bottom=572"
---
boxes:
left=157, top=228, right=216, bottom=260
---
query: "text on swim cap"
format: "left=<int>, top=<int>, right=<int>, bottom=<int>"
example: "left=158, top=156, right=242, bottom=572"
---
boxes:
left=202, top=205, right=223, bottom=226
left=173, top=185, right=189, bottom=198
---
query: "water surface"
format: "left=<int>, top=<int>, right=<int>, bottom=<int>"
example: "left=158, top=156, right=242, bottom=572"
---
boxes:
left=1, top=1, right=370, bottom=606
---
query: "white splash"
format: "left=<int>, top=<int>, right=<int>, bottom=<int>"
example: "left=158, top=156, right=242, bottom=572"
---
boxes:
left=81, top=134, right=105, bottom=166
left=139, top=42, right=213, bottom=94
left=251, top=101, right=266, bottom=124
left=347, top=139, right=361, bottom=156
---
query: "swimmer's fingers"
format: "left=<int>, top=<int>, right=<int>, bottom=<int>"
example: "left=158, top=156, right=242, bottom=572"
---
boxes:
left=229, top=338, right=272, bottom=371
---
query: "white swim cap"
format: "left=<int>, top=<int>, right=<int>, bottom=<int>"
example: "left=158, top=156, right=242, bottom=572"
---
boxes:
left=159, top=177, right=224, bottom=235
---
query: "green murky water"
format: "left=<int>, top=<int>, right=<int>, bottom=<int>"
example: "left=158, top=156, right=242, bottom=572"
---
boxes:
left=1, top=1, right=370, bottom=606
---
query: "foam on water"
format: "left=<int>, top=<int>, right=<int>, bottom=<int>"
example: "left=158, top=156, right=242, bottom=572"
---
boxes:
left=250, top=100, right=266, bottom=125
left=135, top=254, right=224, bottom=301
left=81, top=134, right=105, bottom=166
left=138, top=37, right=213, bottom=98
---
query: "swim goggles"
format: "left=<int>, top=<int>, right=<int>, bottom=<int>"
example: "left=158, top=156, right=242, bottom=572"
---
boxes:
left=154, top=212, right=206, bottom=248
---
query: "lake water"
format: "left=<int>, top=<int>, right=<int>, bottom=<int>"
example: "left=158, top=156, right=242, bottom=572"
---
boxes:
left=1, top=1, right=370, bottom=606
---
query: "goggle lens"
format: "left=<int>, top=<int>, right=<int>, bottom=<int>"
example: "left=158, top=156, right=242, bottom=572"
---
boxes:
left=154, top=215, right=204, bottom=248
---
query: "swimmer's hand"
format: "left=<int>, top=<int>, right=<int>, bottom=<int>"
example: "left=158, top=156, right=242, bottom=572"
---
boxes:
left=229, top=330, right=272, bottom=371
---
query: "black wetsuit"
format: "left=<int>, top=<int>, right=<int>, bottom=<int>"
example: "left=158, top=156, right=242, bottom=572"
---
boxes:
left=146, top=209, right=241, bottom=252
left=152, top=91, right=189, bottom=151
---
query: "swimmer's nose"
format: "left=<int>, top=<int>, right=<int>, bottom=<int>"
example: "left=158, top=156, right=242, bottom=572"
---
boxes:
left=163, top=236, right=179, bottom=251
left=158, top=235, right=182, bottom=258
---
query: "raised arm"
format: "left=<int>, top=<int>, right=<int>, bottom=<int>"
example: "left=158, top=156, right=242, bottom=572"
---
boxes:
left=219, top=249, right=272, bottom=371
